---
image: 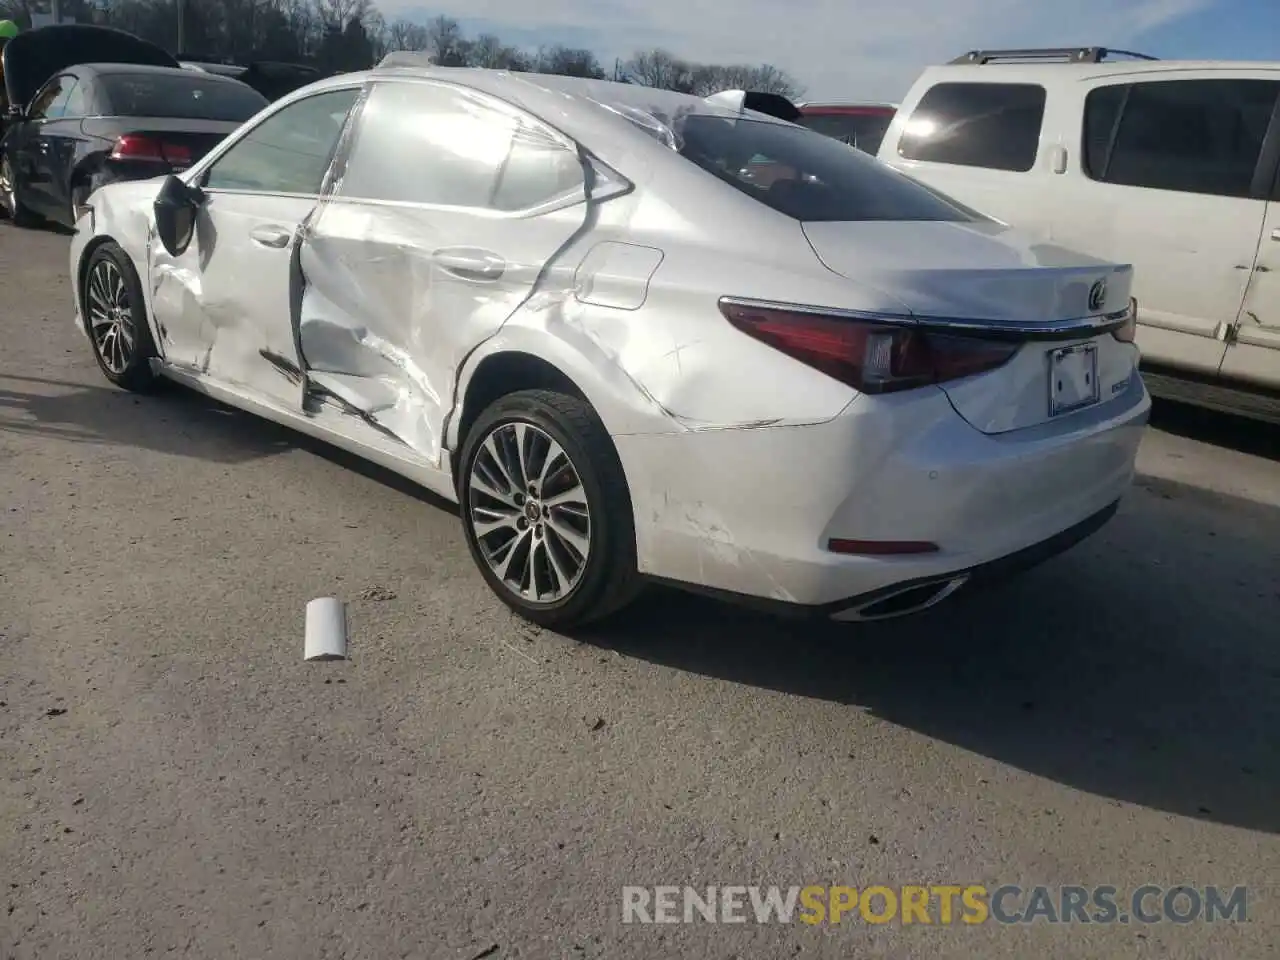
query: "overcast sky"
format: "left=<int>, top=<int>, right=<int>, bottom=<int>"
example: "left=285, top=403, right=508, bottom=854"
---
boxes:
left=383, top=0, right=1277, bottom=101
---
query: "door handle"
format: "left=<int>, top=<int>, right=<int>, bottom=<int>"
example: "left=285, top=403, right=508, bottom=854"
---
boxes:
left=1271, top=228, right=1280, bottom=242
left=249, top=224, right=292, bottom=248
left=433, top=248, right=505, bottom=282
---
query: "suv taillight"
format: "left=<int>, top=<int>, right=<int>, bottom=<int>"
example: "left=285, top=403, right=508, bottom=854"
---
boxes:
left=720, top=300, right=1019, bottom=395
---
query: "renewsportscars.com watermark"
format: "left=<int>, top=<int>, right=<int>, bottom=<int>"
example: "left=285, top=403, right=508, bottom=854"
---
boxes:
left=622, top=885, right=1249, bottom=926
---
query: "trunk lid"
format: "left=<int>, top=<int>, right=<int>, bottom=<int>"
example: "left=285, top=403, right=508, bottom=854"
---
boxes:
left=2, top=24, right=177, bottom=111
left=802, top=219, right=1138, bottom=433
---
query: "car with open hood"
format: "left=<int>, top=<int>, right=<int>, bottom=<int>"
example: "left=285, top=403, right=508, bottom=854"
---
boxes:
left=68, top=59, right=1150, bottom=628
left=1, top=24, right=267, bottom=228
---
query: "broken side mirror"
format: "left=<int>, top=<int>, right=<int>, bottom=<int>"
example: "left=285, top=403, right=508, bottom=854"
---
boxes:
left=153, top=173, right=204, bottom=256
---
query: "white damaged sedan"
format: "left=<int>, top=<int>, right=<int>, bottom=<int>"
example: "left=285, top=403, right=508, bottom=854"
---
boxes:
left=70, top=54, right=1150, bottom=628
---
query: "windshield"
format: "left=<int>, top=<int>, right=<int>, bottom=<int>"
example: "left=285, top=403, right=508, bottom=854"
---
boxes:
left=674, top=113, right=975, bottom=223
left=100, top=72, right=267, bottom=121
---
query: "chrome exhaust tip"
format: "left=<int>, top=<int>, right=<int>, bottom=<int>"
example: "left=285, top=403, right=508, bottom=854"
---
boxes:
left=832, top=574, right=971, bottom=622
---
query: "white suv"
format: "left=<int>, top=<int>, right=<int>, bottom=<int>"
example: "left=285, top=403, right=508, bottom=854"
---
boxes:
left=878, top=47, right=1280, bottom=423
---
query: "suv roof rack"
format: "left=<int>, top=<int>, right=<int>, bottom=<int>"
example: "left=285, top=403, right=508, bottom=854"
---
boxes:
left=949, top=47, right=1159, bottom=65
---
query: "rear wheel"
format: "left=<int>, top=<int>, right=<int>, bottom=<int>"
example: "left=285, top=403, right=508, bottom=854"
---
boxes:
left=82, top=243, right=159, bottom=392
left=70, top=181, right=91, bottom=224
left=0, top=153, right=40, bottom=227
left=458, top=389, right=642, bottom=629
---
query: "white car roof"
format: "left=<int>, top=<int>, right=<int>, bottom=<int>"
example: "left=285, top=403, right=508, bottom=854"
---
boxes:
left=290, top=56, right=793, bottom=160
left=921, top=59, right=1280, bottom=85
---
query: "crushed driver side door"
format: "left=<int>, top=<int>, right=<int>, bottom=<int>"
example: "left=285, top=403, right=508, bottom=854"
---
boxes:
left=148, top=85, right=361, bottom=408
left=296, top=79, right=602, bottom=464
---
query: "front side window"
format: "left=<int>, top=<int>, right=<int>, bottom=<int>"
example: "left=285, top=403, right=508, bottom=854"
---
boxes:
left=29, top=76, right=72, bottom=120
left=897, top=82, right=1046, bottom=172
left=673, top=113, right=976, bottom=222
left=337, top=81, right=583, bottom=211
left=1083, top=78, right=1280, bottom=199
left=203, top=87, right=359, bottom=195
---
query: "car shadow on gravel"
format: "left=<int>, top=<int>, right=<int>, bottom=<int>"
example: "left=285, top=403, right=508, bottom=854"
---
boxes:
left=6, top=371, right=1276, bottom=835
left=0, top=374, right=297, bottom=463
left=0, top=373, right=461, bottom=513
left=584, top=477, right=1280, bottom=836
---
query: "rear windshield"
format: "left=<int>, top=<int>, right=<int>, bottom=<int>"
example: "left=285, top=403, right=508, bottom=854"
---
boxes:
left=100, top=73, right=268, bottom=122
left=797, top=112, right=894, bottom=155
left=675, top=114, right=974, bottom=223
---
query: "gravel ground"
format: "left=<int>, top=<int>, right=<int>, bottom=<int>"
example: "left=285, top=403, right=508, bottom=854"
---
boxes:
left=2, top=219, right=1278, bottom=959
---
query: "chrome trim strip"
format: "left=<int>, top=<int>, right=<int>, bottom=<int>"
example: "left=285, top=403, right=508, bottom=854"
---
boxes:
left=718, top=295, right=1132, bottom=341
left=1134, top=313, right=1219, bottom=338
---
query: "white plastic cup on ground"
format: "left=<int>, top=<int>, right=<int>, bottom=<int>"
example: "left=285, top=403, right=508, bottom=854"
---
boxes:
left=304, top=597, right=348, bottom=661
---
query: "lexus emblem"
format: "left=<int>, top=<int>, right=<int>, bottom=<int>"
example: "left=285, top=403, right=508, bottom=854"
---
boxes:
left=1088, top=279, right=1107, bottom=312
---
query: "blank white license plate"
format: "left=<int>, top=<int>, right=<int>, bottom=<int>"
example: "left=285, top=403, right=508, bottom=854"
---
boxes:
left=1048, top=342, right=1100, bottom=416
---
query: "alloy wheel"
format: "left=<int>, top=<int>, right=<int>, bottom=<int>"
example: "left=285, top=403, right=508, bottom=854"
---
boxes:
left=468, top=421, right=592, bottom=603
left=86, top=259, right=136, bottom=375
left=0, top=156, right=15, bottom=215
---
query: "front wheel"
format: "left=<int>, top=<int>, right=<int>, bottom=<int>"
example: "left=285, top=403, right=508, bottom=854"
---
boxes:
left=0, top=153, right=40, bottom=227
left=82, top=242, right=159, bottom=392
left=458, top=389, right=642, bottom=629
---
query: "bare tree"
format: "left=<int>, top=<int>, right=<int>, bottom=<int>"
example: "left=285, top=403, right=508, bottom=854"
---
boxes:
left=384, top=17, right=428, bottom=52
left=687, top=64, right=725, bottom=96
left=741, top=63, right=804, bottom=99
left=314, top=0, right=368, bottom=29
left=36, top=1, right=805, bottom=100
left=424, top=14, right=465, bottom=65
left=623, top=48, right=694, bottom=92
left=534, top=45, right=604, bottom=79
left=467, top=32, right=502, bottom=67
left=467, top=32, right=527, bottom=70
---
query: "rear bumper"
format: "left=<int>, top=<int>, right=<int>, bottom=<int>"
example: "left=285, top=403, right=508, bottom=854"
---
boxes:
left=649, top=497, right=1120, bottom=620
left=615, top=369, right=1149, bottom=613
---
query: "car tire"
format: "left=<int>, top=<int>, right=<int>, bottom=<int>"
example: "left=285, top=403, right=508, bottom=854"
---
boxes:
left=458, top=389, right=642, bottom=629
left=82, top=242, right=159, bottom=392
left=69, top=180, right=92, bottom=225
left=0, top=153, right=40, bottom=227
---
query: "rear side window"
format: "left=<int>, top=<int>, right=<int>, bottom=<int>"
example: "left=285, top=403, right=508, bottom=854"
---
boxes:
left=491, top=126, right=584, bottom=211
left=1083, top=79, right=1280, bottom=199
left=897, top=82, right=1046, bottom=172
left=100, top=73, right=268, bottom=122
left=674, top=114, right=975, bottom=222
left=797, top=112, right=895, bottom=154
left=338, top=81, right=583, bottom=211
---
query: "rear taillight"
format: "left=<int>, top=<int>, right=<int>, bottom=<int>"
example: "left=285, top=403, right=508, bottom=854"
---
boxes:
left=110, top=135, right=192, bottom=167
left=1112, top=298, right=1138, bottom=343
left=719, top=300, right=1019, bottom=394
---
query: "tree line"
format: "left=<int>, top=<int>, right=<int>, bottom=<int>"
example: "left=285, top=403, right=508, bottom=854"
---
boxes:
left=0, top=0, right=804, bottom=98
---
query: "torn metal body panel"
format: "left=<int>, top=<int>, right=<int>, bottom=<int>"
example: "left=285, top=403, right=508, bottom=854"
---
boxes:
left=151, top=193, right=311, bottom=406
left=297, top=196, right=589, bottom=463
